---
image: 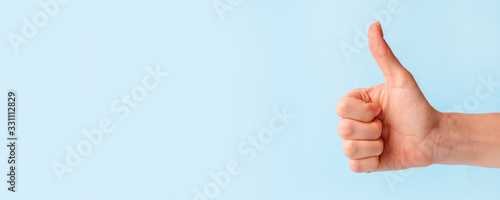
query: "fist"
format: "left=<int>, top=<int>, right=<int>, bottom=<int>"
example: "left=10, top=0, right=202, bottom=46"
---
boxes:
left=336, top=21, right=442, bottom=173
left=336, top=89, right=384, bottom=172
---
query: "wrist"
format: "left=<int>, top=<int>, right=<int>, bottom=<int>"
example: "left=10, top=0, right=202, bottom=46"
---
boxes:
left=430, top=111, right=500, bottom=168
left=431, top=112, right=454, bottom=165
left=432, top=113, right=481, bottom=166
left=434, top=113, right=475, bottom=165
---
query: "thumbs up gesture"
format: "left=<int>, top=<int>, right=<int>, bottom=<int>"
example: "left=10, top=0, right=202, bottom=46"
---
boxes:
left=336, top=22, right=444, bottom=172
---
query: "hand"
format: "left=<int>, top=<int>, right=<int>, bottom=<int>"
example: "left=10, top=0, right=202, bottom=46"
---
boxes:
left=336, top=21, right=444, bottom=172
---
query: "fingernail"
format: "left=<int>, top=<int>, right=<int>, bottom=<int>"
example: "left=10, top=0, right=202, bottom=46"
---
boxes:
left=376, top=21, right=383, bottom=37
left=376, top=107, right=381, bottom=116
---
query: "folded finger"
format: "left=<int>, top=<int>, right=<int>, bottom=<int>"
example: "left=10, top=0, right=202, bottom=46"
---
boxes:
left=338, top=118, right=382, bottom=140
left=342, top=139, right=384, bottom=159
left=336, top=89, right=380, bottom=122
left=349, top=156, right=380, bottom=173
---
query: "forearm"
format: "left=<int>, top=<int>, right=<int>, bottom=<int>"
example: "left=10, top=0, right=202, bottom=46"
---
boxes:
left=434, top=112, right=500, bottom=168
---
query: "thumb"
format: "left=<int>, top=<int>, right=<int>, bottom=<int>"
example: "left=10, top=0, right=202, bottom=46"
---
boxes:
left=368, top=21, right=409, bottom=84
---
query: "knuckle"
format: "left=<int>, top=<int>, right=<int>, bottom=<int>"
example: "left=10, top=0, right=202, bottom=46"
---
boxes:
left=343, top=140, right=357, bottom=158
left=338, top=119, right=353, bottom=138
left=349, top=160, right=363, bottom=173
left=335, top=100, right=349, bottom=117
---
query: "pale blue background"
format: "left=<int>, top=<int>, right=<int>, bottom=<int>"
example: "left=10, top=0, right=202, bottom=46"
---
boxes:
left=1, top=0, right=500, bottom=199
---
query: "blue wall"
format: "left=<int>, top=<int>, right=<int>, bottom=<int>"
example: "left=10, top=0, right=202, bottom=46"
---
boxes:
left=1, top=0, right=499, bottom=199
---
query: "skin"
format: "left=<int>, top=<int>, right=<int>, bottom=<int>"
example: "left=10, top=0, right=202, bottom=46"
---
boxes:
left=336, top=21, right=500, bottom=173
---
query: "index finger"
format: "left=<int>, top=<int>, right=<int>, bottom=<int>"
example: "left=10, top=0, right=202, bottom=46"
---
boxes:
left=335, top=89, right=380, bottom=122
